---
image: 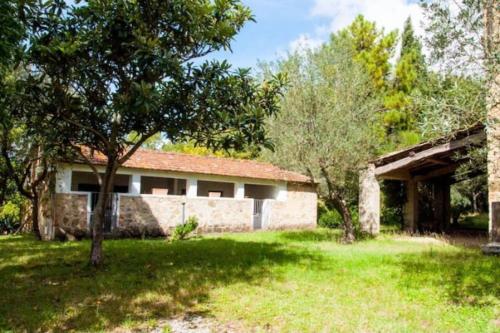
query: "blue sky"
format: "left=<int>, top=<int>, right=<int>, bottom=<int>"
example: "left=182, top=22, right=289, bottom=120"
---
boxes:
left=209, top=0, right=424, bottom=69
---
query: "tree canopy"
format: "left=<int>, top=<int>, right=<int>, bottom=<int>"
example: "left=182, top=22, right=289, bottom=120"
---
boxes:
left=19, top=0, right=284, bottom=265
left=266, top=38, right=378, bottom=242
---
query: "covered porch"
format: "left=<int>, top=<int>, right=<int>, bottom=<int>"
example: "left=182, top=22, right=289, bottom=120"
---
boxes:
left=358, top=125, right=497, bottom=241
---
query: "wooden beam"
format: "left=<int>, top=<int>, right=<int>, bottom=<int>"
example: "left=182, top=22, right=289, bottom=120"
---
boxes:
left=427, top=158, right=449, bottom=165
left=413, top=164, right=459, bottom=182
left=375, top=132, right=486, bottom=177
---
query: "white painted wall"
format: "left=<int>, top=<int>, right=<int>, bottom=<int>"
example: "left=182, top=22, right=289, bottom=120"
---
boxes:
left=276, top=183, right=288, bottom=201
left=55, top=167, right=72, bottom=193
left=130, top=174, right=141, bottom=195
left=234, top=182, right=245, bottom=199
left=56, top=163, right=289, bottom=201
left=186, top=178, right=198, bottom=198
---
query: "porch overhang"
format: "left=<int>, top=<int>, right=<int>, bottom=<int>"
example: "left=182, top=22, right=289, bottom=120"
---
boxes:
left=359, top=124, right=488, bottom=236
left=373, top=124, right=486, bottom=182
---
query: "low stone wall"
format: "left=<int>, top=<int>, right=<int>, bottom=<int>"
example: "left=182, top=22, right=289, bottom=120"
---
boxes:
left=118, top=195, right=184, bottom=234
left=265, top=183, right=317, bottom=230
left=54, top=193, right=88, bottom=230
left=118, top=195, right=253, bottom=234
left=186, top=197, right=253, bottom=232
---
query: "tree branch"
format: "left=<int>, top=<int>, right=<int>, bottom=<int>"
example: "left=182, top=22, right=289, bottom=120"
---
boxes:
left=69, top=143, right=103, bottom=184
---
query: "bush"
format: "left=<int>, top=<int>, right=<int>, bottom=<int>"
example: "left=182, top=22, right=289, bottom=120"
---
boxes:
left=318, top=209, right=343, bottom=228
left=173, top=216, right=199, bottom=240
left=0, top=201, right=22, bottom=234
left=381, top=206, right=403, bottom=227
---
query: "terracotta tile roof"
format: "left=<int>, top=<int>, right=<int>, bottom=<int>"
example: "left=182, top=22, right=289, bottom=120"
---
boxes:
left=84, top=149, right=312, bottom=183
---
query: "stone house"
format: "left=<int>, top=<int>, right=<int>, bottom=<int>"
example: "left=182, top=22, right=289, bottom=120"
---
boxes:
left=39, top=150, right=317, bottom=239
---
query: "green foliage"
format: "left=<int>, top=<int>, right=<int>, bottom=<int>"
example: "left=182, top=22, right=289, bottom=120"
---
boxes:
left=0, top=200, right=21, bottom=233
left=451, top=186, right=472, bottom=222
left=415, top=73, right=486, bottom=139
left=24, top=0, right=284, bottom=158
left=317, top=202, right=343, bottom=229
left=264, top=34, right=378, bottom=241
left=395, top=17, right=426, bottom=93
left=421, top=0, right=485, bottom=74
left=380, top=180, right=405, bottom=227
left=173, top=216, right=199, bottom=241
left=334, top=15, right=397, bottom=91
left=162, top=141, right=258, bottom=159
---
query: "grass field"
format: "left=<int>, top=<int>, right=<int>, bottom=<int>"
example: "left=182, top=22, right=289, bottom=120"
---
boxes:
left=0, top=230, right=498, bottom=332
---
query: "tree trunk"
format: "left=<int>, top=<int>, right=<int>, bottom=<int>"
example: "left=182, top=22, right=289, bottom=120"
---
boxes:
left=472, top=192, right=479, bottom=213
left=89, top=160, right=117, bottom=267
left=331, top=194, right=355, bottom=243
left=31, top=193, right=41, bottom=240
left=320, top=166, right=356, bottom=243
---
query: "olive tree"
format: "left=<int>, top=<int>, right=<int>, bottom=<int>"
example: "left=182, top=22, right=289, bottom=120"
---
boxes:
left=266, top=39, right=378, bottom=242
left=24, top=0, right=283, bottom=266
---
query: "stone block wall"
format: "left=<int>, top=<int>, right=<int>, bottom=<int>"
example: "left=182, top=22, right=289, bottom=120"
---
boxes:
left=265, top=183, right=317, bottom=230
left=47, top=183, right=317, bottom=238
left=54, top=193, right=88, bottom=230
left=118, top=195, right=184, bottom=234
left=186, top=197, right=253, bottom=232
left=118, top=195, right=253, bottom=233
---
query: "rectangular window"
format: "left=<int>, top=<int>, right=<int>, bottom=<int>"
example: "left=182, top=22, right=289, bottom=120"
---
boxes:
left=140, top=176, right=186, bottom=195
left=197, top=180, right=234, bottom=198
left=244, top=184, right=277, bottom=200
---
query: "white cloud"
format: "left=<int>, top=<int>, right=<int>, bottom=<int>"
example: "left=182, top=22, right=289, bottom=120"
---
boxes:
left=310, top=0, right=425, bottom=37
left=287, top=0, right=425, bottom=55
left=289, top=33, right=324, bottom=53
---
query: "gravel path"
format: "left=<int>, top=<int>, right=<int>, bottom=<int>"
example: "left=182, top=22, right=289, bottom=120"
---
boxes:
left=150, top=314, right=241, bottom=333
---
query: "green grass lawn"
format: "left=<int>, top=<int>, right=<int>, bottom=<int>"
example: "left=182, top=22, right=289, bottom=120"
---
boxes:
left=0, top=230, right=498, bottom=332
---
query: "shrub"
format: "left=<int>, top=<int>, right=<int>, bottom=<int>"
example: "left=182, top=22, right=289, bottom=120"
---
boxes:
left=318, top=209, right=343, bottom=228
left=173, top=216, right=199, bottom=240
left=381, top=206, right=403, bottom=227
left=0, top=201, right=22, bottom=234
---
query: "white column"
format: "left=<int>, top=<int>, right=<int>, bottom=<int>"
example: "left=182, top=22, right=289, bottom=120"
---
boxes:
left=55, top=167, right=72, bottom=193
left=234, top=182, right=245, bottom=199
left=276, top=183, right=287, bottom=201
left=359, top=164, right=380, bottom=235
left=186, top=178, right=198, bottom=198
left=130, top=174, right=141, bottom=195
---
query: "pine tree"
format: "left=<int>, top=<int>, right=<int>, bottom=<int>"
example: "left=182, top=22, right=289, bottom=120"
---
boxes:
left=382, top=17, right=427, bottom=148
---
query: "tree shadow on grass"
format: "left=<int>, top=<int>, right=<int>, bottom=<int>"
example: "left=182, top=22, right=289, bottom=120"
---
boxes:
left=0, top=236, right=322, bottom=332
left=277, top=229, right=342, bottom=242
left=397, top=248, right=500, bottom=306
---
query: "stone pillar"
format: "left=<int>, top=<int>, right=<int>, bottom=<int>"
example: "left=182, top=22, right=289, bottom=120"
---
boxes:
left=404, top=180, right=418, bottom=233
left=359, top=164, right=380, bottom=235
left=234, top=182, right=245, bottom=199
left=485, top=1, right=500, bottom=244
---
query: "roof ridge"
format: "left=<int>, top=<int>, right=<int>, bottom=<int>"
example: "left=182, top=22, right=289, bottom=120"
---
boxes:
left=137, top=147, right=279, bottom=167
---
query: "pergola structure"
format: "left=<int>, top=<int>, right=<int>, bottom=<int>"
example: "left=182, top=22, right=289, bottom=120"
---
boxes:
left=358, top=124, right=499, bottom=247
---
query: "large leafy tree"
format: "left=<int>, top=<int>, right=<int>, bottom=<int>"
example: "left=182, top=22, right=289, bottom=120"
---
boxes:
left=418, top=0, right=488, bottom=137
left=266, top=39, right=378, bottom=243
left=0, top=0, right=24, bottom=206
left=24, top=0, right=283, bottom=266
left=0, top=1, right=61, bottom=238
